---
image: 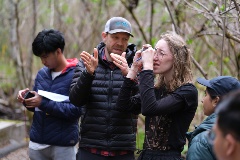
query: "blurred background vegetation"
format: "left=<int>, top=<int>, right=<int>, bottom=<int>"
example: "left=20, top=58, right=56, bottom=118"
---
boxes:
left=0, top=0, right=239, bottom=158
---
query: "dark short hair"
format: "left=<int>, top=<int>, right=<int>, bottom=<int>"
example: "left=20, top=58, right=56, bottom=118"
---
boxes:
left=215, top=89, right=240, bottom=141
left=206, top=87, right=218, bottom=100
left=32, top=29, right=65, bottom=57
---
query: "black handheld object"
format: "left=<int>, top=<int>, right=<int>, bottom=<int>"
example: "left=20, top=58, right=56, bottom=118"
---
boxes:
left=23, top=91, right=34, bottom=106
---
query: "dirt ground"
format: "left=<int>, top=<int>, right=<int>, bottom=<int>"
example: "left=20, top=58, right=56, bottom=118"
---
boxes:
left=0, top=146, right=29, bottom=160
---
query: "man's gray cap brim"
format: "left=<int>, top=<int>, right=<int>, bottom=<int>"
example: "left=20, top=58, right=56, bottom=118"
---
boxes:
left=108, top=29, right=133, bottom=37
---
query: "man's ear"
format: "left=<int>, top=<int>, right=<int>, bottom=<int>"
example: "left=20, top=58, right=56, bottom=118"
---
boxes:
left=212, top=96, right=220, bottom=108
left=225, top=134, right=236, bottom=156
left=56, top=48, right=62, bottom=55
left=102, top=32, right=107, bottom=42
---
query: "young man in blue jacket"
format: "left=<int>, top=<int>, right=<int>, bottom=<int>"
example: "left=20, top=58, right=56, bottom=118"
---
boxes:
left=69, top=17, right=137, bottom=160
left=17, top=29, right=82, bottom=160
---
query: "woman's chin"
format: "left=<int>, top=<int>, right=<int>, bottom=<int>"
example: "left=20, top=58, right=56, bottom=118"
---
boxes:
left=153, top=69, right=161, bottom=74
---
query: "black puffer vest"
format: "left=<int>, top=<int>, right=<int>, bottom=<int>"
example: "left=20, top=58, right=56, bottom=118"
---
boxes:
left=70, top=42, right=138, bottom=151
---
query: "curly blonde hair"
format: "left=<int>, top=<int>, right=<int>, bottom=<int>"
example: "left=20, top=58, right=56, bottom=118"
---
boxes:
left=155, top=31, right=193, bottom=92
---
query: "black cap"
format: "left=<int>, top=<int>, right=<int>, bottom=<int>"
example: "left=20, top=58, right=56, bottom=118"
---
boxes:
left=197, top=76, right=240, bottom=96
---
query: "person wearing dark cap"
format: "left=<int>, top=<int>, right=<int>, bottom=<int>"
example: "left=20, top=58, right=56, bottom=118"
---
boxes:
left=186, top=76, right=240, bottom=160
left=69, top=17, right=137, bottom=160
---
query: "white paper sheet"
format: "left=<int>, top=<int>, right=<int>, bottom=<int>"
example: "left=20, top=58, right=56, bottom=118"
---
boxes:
left=38, top=90, right=69, bottom=102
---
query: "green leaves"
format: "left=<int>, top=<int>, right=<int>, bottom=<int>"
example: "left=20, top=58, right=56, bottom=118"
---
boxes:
left=220, top=4, right=225, bottom=12
left=61, top=3, right=69, bottom=13
left=223, top=57, right=230, bottom=63
left=186, top=39, right=193, bottom=45
left=208, top=61, right=215, bottom=66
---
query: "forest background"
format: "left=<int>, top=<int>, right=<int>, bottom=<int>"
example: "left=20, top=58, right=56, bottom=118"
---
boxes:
left=0, top=0, right=239, bottom=157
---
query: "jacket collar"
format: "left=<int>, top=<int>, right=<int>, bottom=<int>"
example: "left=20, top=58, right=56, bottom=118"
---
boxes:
left=44, top=58, right=78, bottom=75
left=186, top=113, right=217, bottom=141
left=96, top=42, right=137, bottom=66
left=61, top=58, right=78, bottom=73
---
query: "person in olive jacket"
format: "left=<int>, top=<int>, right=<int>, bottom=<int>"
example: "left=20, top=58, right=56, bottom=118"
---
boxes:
left=69, top=17, right=137, bottom=160
left=186, top=76, right=240, bottom=160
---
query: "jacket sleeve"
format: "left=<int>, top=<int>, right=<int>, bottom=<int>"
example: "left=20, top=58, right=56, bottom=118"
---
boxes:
left=38, top=97, right=82, bottom=121
left=69, top=60, right=95, bottom=107
left=115, top=77, right=141, bottom=115
left=139, top=70, right=198, bottom=116
left=186, top=133, right=216, bottom=160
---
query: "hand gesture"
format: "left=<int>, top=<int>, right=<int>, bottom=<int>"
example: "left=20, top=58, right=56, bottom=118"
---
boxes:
left=17, top=88, right=30, bottom=103
left=110, top=52, right=129, bottom=76
left=17, top=89, right=42, bottom=108
left=132, top=49, right=143, bottom=72
left=23, top=91, right=42, bottom=108
left=80, top=48, right=98, bottom=75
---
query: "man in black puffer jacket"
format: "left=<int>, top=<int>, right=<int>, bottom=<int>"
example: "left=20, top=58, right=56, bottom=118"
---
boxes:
left=69, top=17, right=137, bottom=160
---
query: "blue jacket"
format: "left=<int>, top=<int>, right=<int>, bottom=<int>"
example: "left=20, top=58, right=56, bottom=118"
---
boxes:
left=28, top=58, right=82, bottom=146
left=186, top=113, right=217, bottom=160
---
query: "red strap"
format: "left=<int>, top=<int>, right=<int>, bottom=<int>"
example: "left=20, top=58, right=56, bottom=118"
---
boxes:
left=85, top=147, right=130, bottom=156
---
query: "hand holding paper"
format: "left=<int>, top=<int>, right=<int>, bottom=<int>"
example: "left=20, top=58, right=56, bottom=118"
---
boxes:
left=38, top=90, right=69, bottom=102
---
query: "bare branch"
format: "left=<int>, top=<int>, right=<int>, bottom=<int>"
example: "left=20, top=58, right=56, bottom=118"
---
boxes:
left=195, top=32, right=223, bottom=37
left=163, top=0, right=180, bottom=34
left=220, top=0, right=227, bottom=75
left=9, top=0, right=26, bottom=88
left=231, top=0, right=240, bottom=13
left=165, top=0, right=207, bottom=78
left=149, top=0, right=154, bottom=44
left=191, top=55, right=208, bottom=79
left=120, top=0, right=148, bottom=43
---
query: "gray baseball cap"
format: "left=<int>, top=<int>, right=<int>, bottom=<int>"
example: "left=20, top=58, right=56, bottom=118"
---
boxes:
left=104, top=17, right=133, bottom=37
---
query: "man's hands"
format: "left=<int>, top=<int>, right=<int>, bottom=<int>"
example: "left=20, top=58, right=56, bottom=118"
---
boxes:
left=80, top=48, right=98, bottom=75
left=110, top=52, right=129, bottom=76
left=17, top=88, right=42, bottom=108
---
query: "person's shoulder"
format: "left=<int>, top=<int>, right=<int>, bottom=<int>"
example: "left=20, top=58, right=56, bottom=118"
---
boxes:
left=37, top=66, right=49, bottom=74
left=180, top=83, right=197, bottom=89
left=75, top=59, right=84, bottom=67
left=189, top=130, right=210, bottom=147
left=187, top=130, right=214, bottom=160
left=174, top=83, right=198, bottom=107
left=34, top=67, right=50, bottom=82
left=175, top=83, right=198, bottom=95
